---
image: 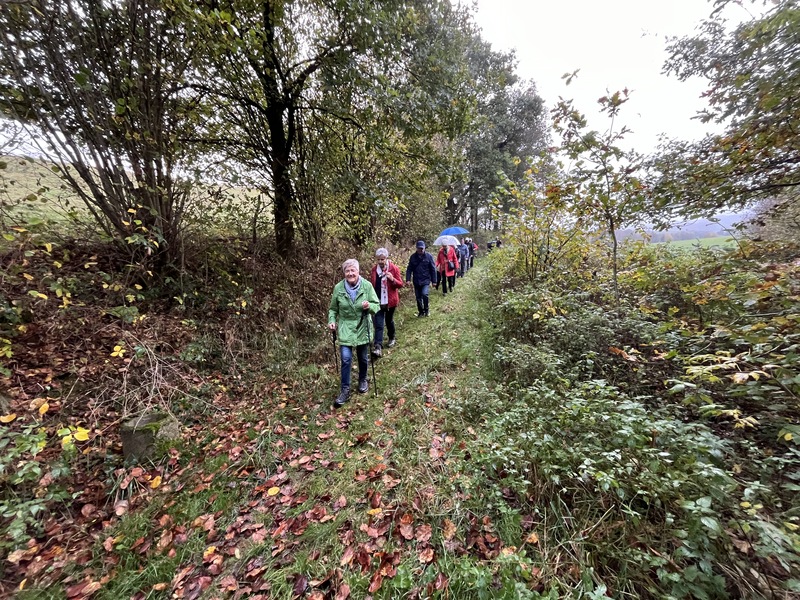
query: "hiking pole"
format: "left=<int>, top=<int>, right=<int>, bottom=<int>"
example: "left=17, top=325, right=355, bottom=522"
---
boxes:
left=363, top=308, right=378, bottom=396
left=331, top=327, right=339, bottom=374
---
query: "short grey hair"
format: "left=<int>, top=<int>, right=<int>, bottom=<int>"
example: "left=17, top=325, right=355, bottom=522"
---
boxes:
left=342, top=258, right=360, bottom=273
left=375, top=247, right=389, bottom=258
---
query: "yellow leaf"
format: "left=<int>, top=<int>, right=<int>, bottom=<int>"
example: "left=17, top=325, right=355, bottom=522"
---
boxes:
left=73, top=428, right=90, bottom=441
left=127, top=208, right=137, bottom=214
left=150, top=475, right=162, bottom=489
left=53, top=261, right=62, bottom=268
left=22, top=273, right=34, bottom=281
left=0, top=413, right=17, bottom=423
left=367, top=508, right=382, bottom=516
left=18, top=579, right=27, bottom=590
left=267, top=486, right=280, bottom=496
left=740, top=501, right=751, bottom=508
left=785, top=433, right=794, bottom=441
left=134, top=284, right=142, bottom=290
left=44, top=243, right=52, bottom=253
left=731, top=372, right=749, bottom=384
left=785, top=522, right=799, bottom=532
left=38, top=402, right=49, bottom=416
left=525, top=531, right=540, bottom=544
left=203, top=546, right=217, bottom=560
left=61, top=434, right=73, bottom=448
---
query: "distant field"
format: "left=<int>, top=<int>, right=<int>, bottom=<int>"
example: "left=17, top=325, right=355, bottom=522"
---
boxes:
left=656, top=236, right=734, bottom=248
left=0, top=154, right=85, bottom=228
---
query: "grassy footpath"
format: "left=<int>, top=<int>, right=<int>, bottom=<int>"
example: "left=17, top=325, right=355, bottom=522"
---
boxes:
left=25, top=259, right=519, bottom=599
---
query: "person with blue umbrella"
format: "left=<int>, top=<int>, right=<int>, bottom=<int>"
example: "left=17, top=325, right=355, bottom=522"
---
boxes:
left=440, top=226, right=470, bottom=237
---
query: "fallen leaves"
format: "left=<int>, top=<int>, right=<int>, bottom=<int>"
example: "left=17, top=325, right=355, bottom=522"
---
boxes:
left=113, top=499, right=129, bottom=516
left=442, top=518, right=457, bottom=541
left=418, top=547, right=435, bottom=564
left=66, top=579, right=102, bottom=599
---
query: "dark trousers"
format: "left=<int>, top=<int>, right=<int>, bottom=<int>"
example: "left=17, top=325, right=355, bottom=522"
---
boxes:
left=373, top=305, right=395, bottom=346
left=441, top=273, right=455, bottom=294
left=413, top=283, right=430, bottom=314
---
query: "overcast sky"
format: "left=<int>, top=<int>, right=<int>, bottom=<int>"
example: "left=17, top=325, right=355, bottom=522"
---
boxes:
left=472, top=0, right=758, bottom=153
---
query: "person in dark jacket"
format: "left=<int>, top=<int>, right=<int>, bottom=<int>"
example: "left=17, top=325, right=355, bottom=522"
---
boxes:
left=405, top=240, right=437, bottom=317
left=370, top=247, right=404, bottom=356
left=457, top=239, right=469, bottom=277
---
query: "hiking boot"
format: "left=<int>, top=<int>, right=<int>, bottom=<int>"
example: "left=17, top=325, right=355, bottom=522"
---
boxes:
left=417, top=312, right=425, bottom=318
left=387, top=338, right=396, bottom=348
left=333, top=386, right=350, bottom=408
left=372, top=345, right=382, bottom=358
left=358, top=379, right=369, bottom=394
left=424, top=310, right=429, bottom=317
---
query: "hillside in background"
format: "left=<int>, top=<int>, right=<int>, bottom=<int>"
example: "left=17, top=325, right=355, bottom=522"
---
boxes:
left=619, top=214, right=748, bottom=242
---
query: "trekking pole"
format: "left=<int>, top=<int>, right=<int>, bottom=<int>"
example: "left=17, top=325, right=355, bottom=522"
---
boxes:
left=331, top=327, right=339, bottom=374
left=364, top=308, right=378, bottom=396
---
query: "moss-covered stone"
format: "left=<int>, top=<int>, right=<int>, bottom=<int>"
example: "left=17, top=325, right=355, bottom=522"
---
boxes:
left=120, top=412, right=181, bottom=463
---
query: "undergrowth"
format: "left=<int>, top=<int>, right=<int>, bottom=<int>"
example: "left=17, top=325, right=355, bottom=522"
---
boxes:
left=458, top=241, right=800, bottom=597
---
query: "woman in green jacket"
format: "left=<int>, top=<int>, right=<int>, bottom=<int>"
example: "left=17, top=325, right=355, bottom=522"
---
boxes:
left=328, top=259, right=380, bottom=407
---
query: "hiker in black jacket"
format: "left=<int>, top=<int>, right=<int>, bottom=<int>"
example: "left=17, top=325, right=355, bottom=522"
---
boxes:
left=405, top=240, right=437, bottom=317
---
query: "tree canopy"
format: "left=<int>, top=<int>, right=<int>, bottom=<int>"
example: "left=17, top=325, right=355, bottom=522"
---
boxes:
left=650, top=0, right=800, bottom=222
left=0, top=0, right=549, bottom=261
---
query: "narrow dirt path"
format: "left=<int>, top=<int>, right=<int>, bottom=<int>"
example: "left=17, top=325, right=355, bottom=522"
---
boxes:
left=85, top=259, right=507, bottom=600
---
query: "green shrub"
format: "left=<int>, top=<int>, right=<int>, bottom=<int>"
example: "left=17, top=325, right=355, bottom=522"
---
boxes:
left=0, top=425, right=73, bottom=553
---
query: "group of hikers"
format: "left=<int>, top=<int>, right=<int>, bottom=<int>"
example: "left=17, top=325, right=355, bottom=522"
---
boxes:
left=327, top=238, right=480, bottom=408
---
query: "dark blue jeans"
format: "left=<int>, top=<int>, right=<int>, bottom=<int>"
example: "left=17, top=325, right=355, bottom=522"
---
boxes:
left=373, top=306, right=396, bottom=346
left=413, top=283, right=430, bottom=314
left=340, top=344, right=369, bottom=390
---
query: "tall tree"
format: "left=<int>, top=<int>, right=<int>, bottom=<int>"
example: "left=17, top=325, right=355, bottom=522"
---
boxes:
left=0, top=0, right=203, bottom=269
left=185, top=0, right=473, bottom=255
left=650, top=0, right=800, bottom=222
left=553, top=89, right=645, bottom=305
left=306, top=0, right=482, bottom=245
left=430, top=26, right=549, bottom=234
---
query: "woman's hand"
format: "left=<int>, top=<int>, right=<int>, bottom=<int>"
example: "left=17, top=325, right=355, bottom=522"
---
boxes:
left=361, top=301, right=370, bottom=310
left=329, top=322, right=336, bottom=331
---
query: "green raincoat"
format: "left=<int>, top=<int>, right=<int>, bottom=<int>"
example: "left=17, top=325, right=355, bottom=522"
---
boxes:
left=328, top=277, right=380, bottom=346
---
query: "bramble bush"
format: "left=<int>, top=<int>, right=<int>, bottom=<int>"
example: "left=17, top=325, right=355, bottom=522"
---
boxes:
left=462, top=239, right=800, bottom=596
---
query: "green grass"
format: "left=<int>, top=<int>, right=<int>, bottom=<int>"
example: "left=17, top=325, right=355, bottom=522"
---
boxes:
left=11, top=245, right=796, bottom=598
left=657, top=235, right=734, bottom=248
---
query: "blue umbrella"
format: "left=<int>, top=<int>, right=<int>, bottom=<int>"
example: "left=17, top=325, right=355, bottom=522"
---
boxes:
left=440, top=226, right=469, bottom=236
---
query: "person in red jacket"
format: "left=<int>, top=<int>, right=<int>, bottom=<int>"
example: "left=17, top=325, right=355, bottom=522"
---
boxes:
left=370, top=247, right=404, bottom=357
left=435, top=244, right=459, bottom=295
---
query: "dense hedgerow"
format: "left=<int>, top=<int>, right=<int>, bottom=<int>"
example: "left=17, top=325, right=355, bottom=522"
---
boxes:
left=454, top=243, right=800, bottom=598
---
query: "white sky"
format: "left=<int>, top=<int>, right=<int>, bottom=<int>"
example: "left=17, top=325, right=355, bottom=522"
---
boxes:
left=472, top=0, right=758, bottom=153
